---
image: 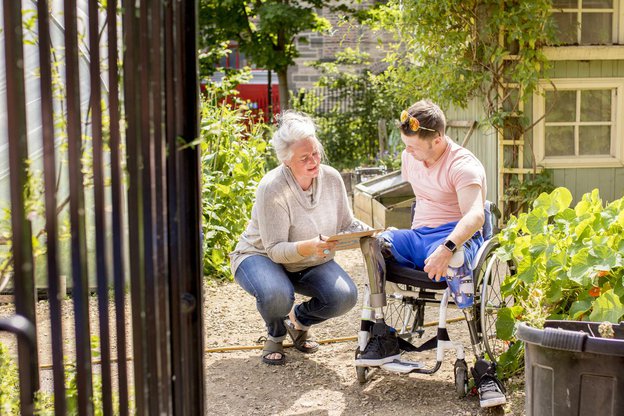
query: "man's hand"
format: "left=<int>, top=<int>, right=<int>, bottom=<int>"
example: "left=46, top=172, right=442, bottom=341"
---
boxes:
left=423, top=245, right=454, bottom=281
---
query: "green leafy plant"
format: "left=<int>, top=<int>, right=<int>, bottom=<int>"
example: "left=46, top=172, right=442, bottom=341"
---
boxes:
left=1, top=336, right=117, bottom=415
left=200, top=96, right=270, bottom=281
left=294, top=48, right=402, bottom=170
left=0, top=342, right=20, bottom=414
left=502, top=169, right=556, bottom=217
left=494, top=187, right=624, bottom=377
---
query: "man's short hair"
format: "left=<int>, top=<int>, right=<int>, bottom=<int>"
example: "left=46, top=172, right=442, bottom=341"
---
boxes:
left=400, top=100, right=446, bottom=140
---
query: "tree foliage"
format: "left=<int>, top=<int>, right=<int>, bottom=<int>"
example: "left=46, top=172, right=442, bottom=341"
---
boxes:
left=294, top=48, right=403, bottom=170
left=199, top=0, right=350, bottom=109
left=366, top=0, right=556, bottom=130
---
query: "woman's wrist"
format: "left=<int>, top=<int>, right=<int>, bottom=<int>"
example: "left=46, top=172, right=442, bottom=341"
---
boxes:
left=296, top=240, right=312, bottom=257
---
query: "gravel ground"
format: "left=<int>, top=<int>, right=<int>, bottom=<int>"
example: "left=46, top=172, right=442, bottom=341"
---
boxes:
left=0, top=249, right=526, bottom=415
left=203, top=249, right=526, bottom=416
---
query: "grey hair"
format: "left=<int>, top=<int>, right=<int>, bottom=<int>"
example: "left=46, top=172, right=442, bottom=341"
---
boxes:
left=271, top=110, right=324, bottom=163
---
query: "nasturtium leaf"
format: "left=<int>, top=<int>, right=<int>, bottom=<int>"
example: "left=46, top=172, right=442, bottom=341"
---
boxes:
left=545, top=280, right=562, bottom=303
left=512, top=235, right=531, bottom=259
left=546, top=249, right=566, bottom=274
left=575, top=200, right=590, bottom=217
left=573, top=218, right=593, bottom=242
left=533, top=187, right=571, bottom=216
left=569, top=299, right=592, bottom=320
left=569, top=249, right=594, bottom=286
left=528, top=234, right=548, bottom=256
left=554, top=207, right=576, bottom=226
left=589, top=290, right=624, bottom=323
left=525, top=207, right=548, bottom=235
left=517, top=263, right=538, bottom=284
left=496, top=307, right=516, bottom=340
left=616, top=209, right=624, bottom=228
left=590, top=245, right=617, bottom=270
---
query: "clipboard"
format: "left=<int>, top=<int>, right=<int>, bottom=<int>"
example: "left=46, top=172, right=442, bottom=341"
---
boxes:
left=326, top=229, right=383, bottom=251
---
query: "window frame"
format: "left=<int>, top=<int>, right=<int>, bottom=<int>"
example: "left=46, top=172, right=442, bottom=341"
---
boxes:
left=533, top=78, right=624, bottom=168
left=550, top=0, right=623, bottom=45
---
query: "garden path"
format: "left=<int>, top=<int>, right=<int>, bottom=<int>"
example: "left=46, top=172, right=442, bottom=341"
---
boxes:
left=203, top=249, right=526, bottom=415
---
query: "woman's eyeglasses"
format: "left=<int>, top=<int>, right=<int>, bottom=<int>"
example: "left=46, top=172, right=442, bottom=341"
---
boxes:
left=400, top=110, right=437, bottom=133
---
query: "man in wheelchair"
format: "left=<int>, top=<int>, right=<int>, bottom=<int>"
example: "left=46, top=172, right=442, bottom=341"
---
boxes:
left=354, top=100, right=506, bottom=408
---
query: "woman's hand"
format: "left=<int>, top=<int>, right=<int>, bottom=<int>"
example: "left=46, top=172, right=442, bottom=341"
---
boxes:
left=296, top=235, right=337, bottom=258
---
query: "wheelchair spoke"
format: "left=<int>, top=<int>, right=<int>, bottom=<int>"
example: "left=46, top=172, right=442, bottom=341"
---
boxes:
left=476, top=239, right=516, bottom=364
left=384, top=285, right=420, bottom=340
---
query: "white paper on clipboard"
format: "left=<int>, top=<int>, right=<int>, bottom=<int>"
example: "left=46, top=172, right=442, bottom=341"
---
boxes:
left=325, top=229, right=383, bottom=251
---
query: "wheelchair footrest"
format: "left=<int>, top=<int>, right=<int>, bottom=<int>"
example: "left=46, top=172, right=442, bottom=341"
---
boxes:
left=380, top=359, right=424, bottom=374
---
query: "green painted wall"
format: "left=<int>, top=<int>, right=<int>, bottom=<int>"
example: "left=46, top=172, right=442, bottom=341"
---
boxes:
left=539, top=59, right=624, bottom=203
left=444, top=59, right=624, bottom=206
left=553, top=168, right=624, bottom=203
left=446, top=99, right=497, bottom=203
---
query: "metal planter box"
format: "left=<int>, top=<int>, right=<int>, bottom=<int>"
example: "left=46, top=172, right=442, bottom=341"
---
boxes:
left=353, top=171, right=415, bottom=228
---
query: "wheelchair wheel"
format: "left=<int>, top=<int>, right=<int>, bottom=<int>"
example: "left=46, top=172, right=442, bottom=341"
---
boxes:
left=454, top=359, right=469, bottom=397
left=356, top=365, right=369, bottom=384
left=355, top=347, right=372, bottom=384
left=383, top=287, right=420, bottom=342
left=472, top=238, right=516, bottom=364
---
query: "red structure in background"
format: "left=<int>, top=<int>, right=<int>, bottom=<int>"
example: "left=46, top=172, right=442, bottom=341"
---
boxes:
left=205, top=42, right=280, bottom=123
left=236, top=72, right=281, bottom=123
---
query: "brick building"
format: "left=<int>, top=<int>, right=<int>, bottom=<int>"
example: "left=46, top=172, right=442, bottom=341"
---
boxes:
left=289, top=4, right=390, bottom=92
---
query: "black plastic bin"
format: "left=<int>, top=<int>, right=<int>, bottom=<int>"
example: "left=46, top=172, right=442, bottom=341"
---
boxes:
left=517, top=320, right=624, bottom=416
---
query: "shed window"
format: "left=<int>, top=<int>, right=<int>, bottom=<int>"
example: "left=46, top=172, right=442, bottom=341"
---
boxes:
left=533, top=79, right=624, bottom=168
left=551, top=0, right=619, bottom=45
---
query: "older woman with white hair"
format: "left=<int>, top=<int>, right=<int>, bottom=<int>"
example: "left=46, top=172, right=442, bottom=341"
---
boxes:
left=230, top=110, right=366, bottom=365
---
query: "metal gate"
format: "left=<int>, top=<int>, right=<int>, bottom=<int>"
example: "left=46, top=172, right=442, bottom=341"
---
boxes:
left=1, top=0, right=204, bottom=414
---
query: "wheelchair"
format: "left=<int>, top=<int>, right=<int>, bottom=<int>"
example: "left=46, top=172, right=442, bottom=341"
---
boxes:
left=354, top=201, right=516, bottom=397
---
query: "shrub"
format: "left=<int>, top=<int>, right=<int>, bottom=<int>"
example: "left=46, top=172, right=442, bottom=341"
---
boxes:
left=293, top=48, right=402, bottom=171
left=494, top=187, right=624, bottom=377
left=0, top=342, right=20, bottom=414
left=200, top=98, right=270, bottom=281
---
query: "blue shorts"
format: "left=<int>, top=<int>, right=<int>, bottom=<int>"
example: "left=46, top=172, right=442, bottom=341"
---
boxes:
left=380, top=221, right=483, bottom=275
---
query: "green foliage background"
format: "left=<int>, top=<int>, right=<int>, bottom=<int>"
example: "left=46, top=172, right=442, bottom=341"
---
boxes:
left=494, top=188, right=624, bottom=377
left=200, top=96, right=271, bottom=281
left=293, top=48, right=403, bottom=171
left=0, top=343, right=20, bottom=414
left=0, top=337, right=115, bottom=414
left=365, top=0, right=555, bottom=130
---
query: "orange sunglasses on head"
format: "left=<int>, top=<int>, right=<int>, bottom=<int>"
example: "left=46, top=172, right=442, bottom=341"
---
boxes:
left=400, top=110, right=437, bottom=133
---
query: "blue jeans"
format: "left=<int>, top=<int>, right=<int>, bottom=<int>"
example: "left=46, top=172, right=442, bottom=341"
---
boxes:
left=234, top=255, right=358, bottom=342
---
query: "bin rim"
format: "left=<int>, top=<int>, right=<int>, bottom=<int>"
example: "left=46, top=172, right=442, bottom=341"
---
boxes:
left=517, top=321, right=624, bottom=357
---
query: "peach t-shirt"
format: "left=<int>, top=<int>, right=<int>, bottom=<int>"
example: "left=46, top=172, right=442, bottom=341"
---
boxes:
left=401, top=137, right=486, bottom=229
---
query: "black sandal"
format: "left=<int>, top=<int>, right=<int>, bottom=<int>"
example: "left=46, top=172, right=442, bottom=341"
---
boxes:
left=285, top=319, right=319, bottom=354
left=261, top=339, right=286, bottom=365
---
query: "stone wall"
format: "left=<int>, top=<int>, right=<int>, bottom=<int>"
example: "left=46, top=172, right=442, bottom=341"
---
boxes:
left=289, top=2, right=391, bottom=93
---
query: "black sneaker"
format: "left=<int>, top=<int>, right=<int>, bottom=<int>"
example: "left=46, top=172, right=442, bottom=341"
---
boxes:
left=471, top=359, right=507, bottom=408
left=355, top=322, right=401, bottom=367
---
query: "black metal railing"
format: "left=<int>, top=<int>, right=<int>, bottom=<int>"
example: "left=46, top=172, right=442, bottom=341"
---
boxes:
left=298, top=85, right=367, bottom=116
left=1, top=1, right=205, bottom=414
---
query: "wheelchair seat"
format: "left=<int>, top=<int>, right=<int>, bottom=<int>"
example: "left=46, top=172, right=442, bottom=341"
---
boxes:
left=386, top=260, right=447, bottom=290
